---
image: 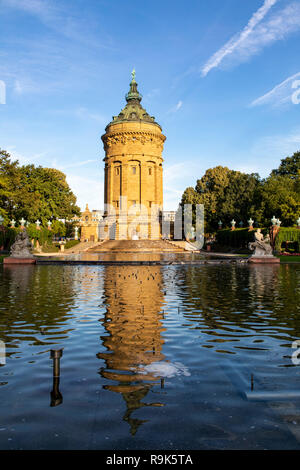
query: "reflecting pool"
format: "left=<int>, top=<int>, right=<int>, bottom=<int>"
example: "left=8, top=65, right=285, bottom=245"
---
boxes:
left=0, top=263, right=300, bottom=449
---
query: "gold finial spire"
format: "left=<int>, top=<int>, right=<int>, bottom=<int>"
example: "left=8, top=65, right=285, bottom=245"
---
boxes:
left=131, top=68, right=136, bottom=82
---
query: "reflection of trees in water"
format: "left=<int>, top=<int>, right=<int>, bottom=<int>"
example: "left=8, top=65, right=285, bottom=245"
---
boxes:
left=97, top=265, right=165, bottom=435
left=0, top=265, right=77, bottom=351
left=181, top=265, right=300, bottom=342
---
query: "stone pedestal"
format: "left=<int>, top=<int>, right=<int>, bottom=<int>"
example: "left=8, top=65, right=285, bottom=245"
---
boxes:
left=248, top=256, right=279, bottom=264
left=4, top=257, right=36, bottom=265
left=7, top=229, right=36, bottom=263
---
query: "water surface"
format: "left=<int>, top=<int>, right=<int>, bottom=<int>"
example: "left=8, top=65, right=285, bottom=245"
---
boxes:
left=0, top=263, right=300, bottom=449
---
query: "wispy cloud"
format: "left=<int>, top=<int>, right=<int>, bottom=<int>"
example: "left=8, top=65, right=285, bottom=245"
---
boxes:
left=75, top=107, right=108, bottom=124
left=250, top=71, right=300, bottom=107
left=1, top=0, right=54, bottom=21
left=201, top=0, right=300, bottom=76
left=51, top=159, right=98, bottom=171
left=252, top=128, right=300, bottom=159
left=1, top=0, right=114, bottom=49
left=167, top=100, right=183, bottom=114
left=145, top=88, right=160, bottom=100
left=13, top=78, right=44, bottom=95
left=5, top=146, right=46, bottom=165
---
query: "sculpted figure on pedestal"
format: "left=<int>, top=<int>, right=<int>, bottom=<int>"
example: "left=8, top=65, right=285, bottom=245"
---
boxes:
left=10, top=230, right=34, bottom=258
left=249, top=229, right=273, bottom=257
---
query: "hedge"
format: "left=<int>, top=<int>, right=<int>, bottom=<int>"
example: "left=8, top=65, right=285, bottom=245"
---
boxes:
left=0, top=227, right=19, bottom=250
left=0, top=225, right=53, bottom=251
left=215, top=227, right=300, bottom=252
left=274, top=228, right=300, bottom=252
left=64, top=239, right=80, bottom=250
left=215, top=228, right=262, bottom=248
left=42, top=243, right=60, bottom=253
left=26, top=225, right=53, bottom=245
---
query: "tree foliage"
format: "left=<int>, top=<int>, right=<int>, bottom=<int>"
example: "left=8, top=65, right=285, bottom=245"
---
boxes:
left=180, top=152, right=300, bottom=232
left=259, top=174, right=299, bottom=226
left=181, top=166, right=261, bottom=231
left=271, top=152, right=300, bottom=179
left=0, top=149, right=80, bottom=224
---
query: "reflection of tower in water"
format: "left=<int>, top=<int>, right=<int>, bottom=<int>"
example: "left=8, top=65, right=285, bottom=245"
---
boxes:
left=97, top=265, right=166, bottom=435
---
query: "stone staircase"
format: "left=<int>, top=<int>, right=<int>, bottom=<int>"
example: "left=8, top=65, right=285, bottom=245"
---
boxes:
left=165, top=240, right=199, bottom=252
left=65, top=240, right=105, bottom=254
left=87, top=239, right=185, bottom=253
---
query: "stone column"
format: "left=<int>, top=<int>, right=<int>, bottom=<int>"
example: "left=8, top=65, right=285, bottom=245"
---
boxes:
left=104, top=163, right=108, bottom=207
left=107, top=164, right=113, bottom=213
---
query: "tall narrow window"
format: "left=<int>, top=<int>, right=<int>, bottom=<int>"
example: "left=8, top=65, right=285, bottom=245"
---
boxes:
left=115, top=167, right=120, bottom=176
left=148, top=167, right=152, bottom=175
left=132, top=166, right=136, bottom=175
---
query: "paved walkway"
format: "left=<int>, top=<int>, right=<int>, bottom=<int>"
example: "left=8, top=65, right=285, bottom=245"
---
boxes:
left=35, top=240, right=104, bottom=257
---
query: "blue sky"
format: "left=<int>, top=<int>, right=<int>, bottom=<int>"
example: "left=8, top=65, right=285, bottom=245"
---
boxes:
left=1, top=0, right=300, bottom=211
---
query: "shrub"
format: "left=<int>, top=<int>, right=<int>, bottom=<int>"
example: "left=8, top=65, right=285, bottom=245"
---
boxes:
left=274, top=227, right=300, bottom=252
left=27, top=225, right=53, bottom=245
left=215, top=226, right=300, bottom=252
left=215, top=228, right=261, bottom=248
left=41, top=243, right=60, bottom=253
left=65, top=239, right=80, bottom=250
left=0, top=227, right=19, bottom=250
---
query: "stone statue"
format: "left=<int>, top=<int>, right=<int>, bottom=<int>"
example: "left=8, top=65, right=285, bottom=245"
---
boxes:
left=10, top=229, right=34, bottom=258
left=248, top=229, right=273, bottom=257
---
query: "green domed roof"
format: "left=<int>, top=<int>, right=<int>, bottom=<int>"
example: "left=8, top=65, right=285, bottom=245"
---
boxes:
left=107, top=70, right=161, bottom=129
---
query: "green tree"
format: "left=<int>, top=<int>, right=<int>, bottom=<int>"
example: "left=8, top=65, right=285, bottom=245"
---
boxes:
left=0, top=149, right=20, bottom=220
left=0, top=149, right=81, bottom=224
left=271, top=152, right=300, bottom=179
left=180, top=166, right=262, bottom=232
left=259, top=174, right=300, bottom=226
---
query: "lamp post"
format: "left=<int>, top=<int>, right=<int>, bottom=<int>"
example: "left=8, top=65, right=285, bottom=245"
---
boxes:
left=50, top=349, right=63, bottom=407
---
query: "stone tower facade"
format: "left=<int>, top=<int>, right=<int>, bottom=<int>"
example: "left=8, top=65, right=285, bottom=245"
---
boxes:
left=101, top=71, right=166, bottom=239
